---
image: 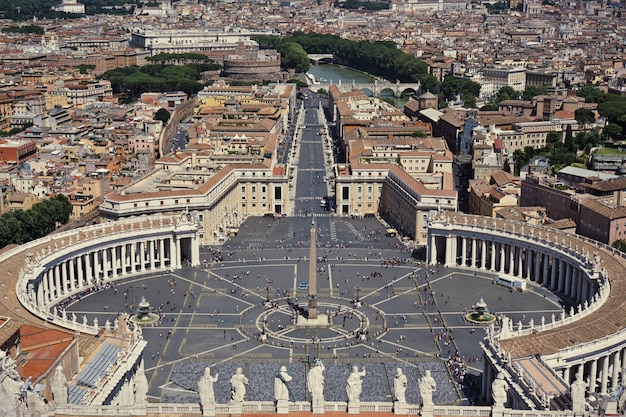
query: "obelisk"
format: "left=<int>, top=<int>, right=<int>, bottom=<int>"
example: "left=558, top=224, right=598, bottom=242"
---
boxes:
left=308, top=219, right=318, bottom=319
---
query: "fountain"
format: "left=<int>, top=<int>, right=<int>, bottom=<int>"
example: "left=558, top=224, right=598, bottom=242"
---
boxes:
left=465, top=297, right=496, bottom=325
left=130, top=297, right=160, bottom=325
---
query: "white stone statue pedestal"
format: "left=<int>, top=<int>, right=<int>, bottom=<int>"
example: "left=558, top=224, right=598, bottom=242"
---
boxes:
left=348, top=401, right=360, bottom=414
left=394, top=401, right=409, bottom=415
left=421, top=404, right=434, bottom=417
left=312, top=400, right=325, bottom=415
left=202, top=404, right=215, bottom=417
left=276, top=400, right=289, bottom=414
left=228, top=402, right=243, bottom=415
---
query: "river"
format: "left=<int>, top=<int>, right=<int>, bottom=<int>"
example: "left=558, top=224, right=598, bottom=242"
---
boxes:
left=306, top=64, right=413, bottom=109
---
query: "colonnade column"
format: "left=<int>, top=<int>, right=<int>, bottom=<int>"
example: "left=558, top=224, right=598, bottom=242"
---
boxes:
left=557, top=260, right=566, bottom=293
left=563, top=366, right=571, bottom=384
left=534, top=251, right=542, bottom=284
left=121, top=244, right=127, bottom=275
left=461, top=238, right=467, bottom=266
left=429, top=234, right=437, bottom=265
left=191, top=236, right=200, bottom=267
left=481, top=240, right=487, bottom=270
left=601, top=355, right=610, bottom=394
left=175, top=238, right=182, bottom=269
left=77, top=255, right=84, bottom=286
left=85, top=253, right=93, bottom=284
left=69, top=258, right=76, bottom=292
left=444, top=236, right=453, bottom=267
left=149, top=240, right=156, bottom=269
left=471, top=238, right=477, bottom=268
left=564, top=263, right=573, bottom=296
left=542, top=253, right=549, bottom=287
left=42, top=270, right=50, bottom=304
left=490, top=241, right=496, bottom=271
left=159, top=239, right=165, bottom=268
left=499, top=243, right=505, bottom=273
left=53, top=265, right=61, bottom=298
left=612, top=351, right=621, bottom=391
left=93, top=250, right=101, bottom=282
left=509, top=245, right=515, bottom=275
left=550, top=257, right=558, bottom=290
left=589, top=358, right=598, bottom=392
left=61, top=261, right=69, bottom=294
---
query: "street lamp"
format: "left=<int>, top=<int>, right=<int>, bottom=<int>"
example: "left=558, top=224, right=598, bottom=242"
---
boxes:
left=265, top=286, right=271, bottom=302
left=354, top=286, right=362, bottom=307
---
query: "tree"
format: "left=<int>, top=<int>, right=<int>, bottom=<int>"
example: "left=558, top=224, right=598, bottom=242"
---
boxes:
left=522, top=85, right=548, bottom=101
left=612, top=239, right=626, bottom=253
left=154, top=108, right=171, bottom=125
left=495, top=86, right=519, bottom=103
left=575, top=108, right=595, bottom=125
left=503, top=159, right=511, bottom=173
left=461, top=93, right=477, bottom=109
left=603, top=123, right=623, bottom=141
left=576, top=84, right=604, bottom=103
left=564, top=125, right=574, bottom=152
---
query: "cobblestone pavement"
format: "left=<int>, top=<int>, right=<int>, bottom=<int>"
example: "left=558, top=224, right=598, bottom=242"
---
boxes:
left=65, top=215, right=563, bottom=405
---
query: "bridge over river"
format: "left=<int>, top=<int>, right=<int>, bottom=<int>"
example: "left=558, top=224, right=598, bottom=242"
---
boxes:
left=313, top=79, right=422, bottom=98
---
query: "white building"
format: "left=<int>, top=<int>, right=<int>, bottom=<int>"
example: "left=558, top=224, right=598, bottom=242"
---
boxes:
left=52, top=0, right=85, bottom=14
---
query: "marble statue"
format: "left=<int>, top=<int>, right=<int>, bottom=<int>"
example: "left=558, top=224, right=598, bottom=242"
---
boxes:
left=570, top=370, right=587, bottom=413
left=393, top=368, right=407, bottom=403
left=274, top=365, right=293, bottom=402
left=307, top=358, right=325, bottom=405
left=419, top=369, right=437, bottom=407
left=346, top=365, right=366, bottom=403
left=491, top=373, right=508, bottom=409
left=0, top=349, right=20, bottom=380
left=229, top=367, right=248, bottom=404
left=50, top=365, right=68, bottom=405
left=134, top=362, right=149, bottom=405
left=198, top=367, right=218, bottom=408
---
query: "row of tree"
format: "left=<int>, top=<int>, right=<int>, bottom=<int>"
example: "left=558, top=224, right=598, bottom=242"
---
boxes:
left=0, top=0, right=133, bottom=20
left=577, top=84, right=626, bottom=141
left=100, top=56, right=221, bottom=101
left=0, top=195, right=73, bottom=248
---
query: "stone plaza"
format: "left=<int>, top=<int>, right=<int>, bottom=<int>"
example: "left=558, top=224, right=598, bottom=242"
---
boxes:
left=61, top=213, right=563, bottom=408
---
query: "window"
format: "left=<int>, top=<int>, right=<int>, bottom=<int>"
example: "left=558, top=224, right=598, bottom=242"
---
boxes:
left=252, top=186, right=256, bottom=193
left=241, top=186, right=246, bottom=193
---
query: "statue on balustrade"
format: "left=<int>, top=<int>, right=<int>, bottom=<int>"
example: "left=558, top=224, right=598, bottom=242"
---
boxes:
left=229, top=367, right=248, bottom=404
left=570, top=370, right=587, bottom=413
left=419, top=369, right=437, bottom=407
left=307, top=358, right=325, bottom=406
left=198, top=367, right=218, bottom=412
left=274, top=365, right=293, bottom=402
left=491, top=373, right=508, bottom=409
left=346, top=365, right=366, bottom=403
left=50, top=365, right=68, bottom=406
left=393, top=368, right=407, bottom=403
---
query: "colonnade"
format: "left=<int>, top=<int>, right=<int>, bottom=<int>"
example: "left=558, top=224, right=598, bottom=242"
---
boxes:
left=429, top=234, right=594, bottom=305
left=35, top=237, right=182, bottom=307
left=18, top=215, right=202, bottom=328
left=559, top=348, right=626, bottom=394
